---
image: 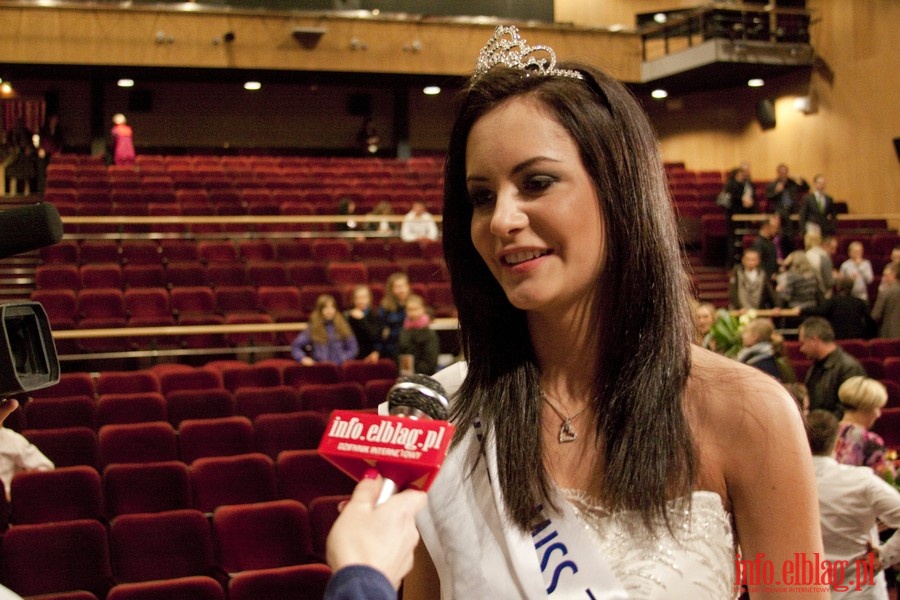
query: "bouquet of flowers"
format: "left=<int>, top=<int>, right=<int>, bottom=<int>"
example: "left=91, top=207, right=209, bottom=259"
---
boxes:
left=709, top=309, right=756, bottom=358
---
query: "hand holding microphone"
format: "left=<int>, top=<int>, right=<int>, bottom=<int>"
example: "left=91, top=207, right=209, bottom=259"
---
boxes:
left=326, top=468, right=427, bottom=591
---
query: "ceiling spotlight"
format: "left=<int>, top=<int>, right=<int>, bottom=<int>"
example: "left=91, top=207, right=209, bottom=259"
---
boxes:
left=653, top=13, right=668, bottom=24
left=0, top=82, right=12, bottom=95
left=117, top=79, right=135, bottom=88
left=747, top=78, right=765, bottom=88
left=244, top=81, right=261, bottom=91
left=651, top=89, right=668, bottom=99
left=423, top=86, right=441, bottom=96
left=223, top=31, right=235, bottom=43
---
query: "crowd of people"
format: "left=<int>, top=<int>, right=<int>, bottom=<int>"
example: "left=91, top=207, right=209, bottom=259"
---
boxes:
left=727, top=220, right=900, bottom=341
left=289, top=272, right=440, bottom=377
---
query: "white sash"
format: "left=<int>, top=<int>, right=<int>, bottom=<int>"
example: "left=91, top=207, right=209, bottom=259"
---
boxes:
left=478, top=422, right=629, bottom=599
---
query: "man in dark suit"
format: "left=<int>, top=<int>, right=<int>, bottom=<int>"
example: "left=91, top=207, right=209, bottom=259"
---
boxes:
left=765, top=163, right=806, bottom=255
left=799, top=174, right=838, bottom=237
left=721, top=163, right=757, bottom=266
left=750, top=217, right=780, bottom=281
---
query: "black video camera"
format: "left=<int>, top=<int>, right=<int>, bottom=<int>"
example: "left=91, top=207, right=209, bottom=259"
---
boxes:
left=0, top=203, right=63, bottom=397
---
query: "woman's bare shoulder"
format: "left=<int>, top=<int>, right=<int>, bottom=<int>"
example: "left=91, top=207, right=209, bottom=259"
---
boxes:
left=686, top=345, right=801, bottom=440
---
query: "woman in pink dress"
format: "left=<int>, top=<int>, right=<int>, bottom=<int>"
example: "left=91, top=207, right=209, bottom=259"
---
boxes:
left=110, top=113, right=135, bottom=165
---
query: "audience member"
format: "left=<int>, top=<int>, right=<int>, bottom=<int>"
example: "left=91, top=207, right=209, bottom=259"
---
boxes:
left=0, top=399, right=53, bottom=500
left=807, top=410, right=900, bottom=600
left=345, top=285, right=381, bottom=363
left=799, top=317, right=866, bottom=417
left=834, top=376, right=893, bottom=476
left=693, top=301, right=717, bottom=350
left=728, top=248, right=777, bottom=311
left=399, top=201, right=438, bottom=242
left=783, top=382, right=809, bottom=414
left=397, top=294, right=439, bottom=375
left=765, top=163, right=806, bottom=256
left=839, top=241, right=875, bottom=304
left=751, top=216, right=780, bottom=279
left=799, top=174, right=838, bottom=237
left=872, top=262, right=900, bottom=338
left=291, top=294, right=358, bottom=366
left=777, top=250, right=822, bottom=309
left=376, top=272, right=410, bottom=360
left=805, top=230, right=835, bottom=299
left=720, top=163, right=757, bottom=265
left=338, top=197, right=362, bottom=235
left=110, top=113, right=135, bottom=166
left=324, top=470, right=426, bottom=600
left=802, top=276, right=875, bottom=340
left=368, top=201, right=398, bottom=235
left=736, top=318, right=783, bottom=380
left=5, top=118, right=37, bottom=196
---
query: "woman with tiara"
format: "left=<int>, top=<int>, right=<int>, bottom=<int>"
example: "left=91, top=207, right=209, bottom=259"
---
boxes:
left=406, top=26, right=826, bottom=599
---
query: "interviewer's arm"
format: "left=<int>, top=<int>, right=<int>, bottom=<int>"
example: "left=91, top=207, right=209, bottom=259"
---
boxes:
left=325, top=470, right=427, bottom=600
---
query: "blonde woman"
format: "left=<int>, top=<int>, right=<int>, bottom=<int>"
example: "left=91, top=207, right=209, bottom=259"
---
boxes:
left=777, top=250, right=822, bottom=309
left=834, top=376, right=893, bottom=475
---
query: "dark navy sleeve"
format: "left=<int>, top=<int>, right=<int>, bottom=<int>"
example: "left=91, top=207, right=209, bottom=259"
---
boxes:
left=324, top=565, right=397, bottom=600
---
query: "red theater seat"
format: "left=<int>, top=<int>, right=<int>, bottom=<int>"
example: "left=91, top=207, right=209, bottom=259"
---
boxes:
left=227, top=564, right=331, bottom=600
left=298, top=382, right=365, bottom=413
left=107, top=576, right=225, bottom=600
left=253, top=411, right=327, bottom=459
left=97, top=371, right=161, bottom=396
left=235, top=386, right=302, bottom=421
left=21, top=427, right=100, bottom=470
left=99, top=422, right=178, bottom=468
left=190, top=453, right=277, bottom=513
left=0, top=519, right=111, bottom=598
left=104, top=461, right=192, bottom=517
left=341, top=358, right=398, bottom=385
left=178, top=416, right=254, bottom=464
left=109, top=509, right=217, bottom=584
left=276, top=450, right=355, bottom=507
left=9, top=466, right=103, bottom=525
left=96, top=393, right=167, bottom=427
left=212, top=499, right=313, bottom=573
left=165, top=388, right=235, bottom=427
left=24, top=396, right=97, bottom=430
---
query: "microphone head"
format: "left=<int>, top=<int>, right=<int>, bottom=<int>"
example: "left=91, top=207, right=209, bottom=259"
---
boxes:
left=387, top=374, right=449, bottom=421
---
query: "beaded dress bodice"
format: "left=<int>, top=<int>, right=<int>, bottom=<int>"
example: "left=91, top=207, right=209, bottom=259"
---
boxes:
left=563, top=489, right=738, bottom=599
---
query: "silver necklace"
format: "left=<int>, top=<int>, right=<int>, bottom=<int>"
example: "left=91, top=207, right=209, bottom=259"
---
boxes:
left=542, top=392, right=590, bottom=443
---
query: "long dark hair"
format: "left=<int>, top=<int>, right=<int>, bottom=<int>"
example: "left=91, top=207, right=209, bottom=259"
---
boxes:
left=442, top=64, right=696, bottom=530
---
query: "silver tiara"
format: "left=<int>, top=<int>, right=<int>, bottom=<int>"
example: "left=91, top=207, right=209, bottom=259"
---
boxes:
left=474, top=25, right=584, bottom=80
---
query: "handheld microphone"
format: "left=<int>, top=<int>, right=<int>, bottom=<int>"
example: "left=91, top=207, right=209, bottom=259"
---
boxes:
left=318, top=374, right=454, bottom=504
left=0, top=203, right=64, bottom=259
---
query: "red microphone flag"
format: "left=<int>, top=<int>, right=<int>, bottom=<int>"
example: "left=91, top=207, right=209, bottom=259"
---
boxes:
left=318, top=410, right=454, bottom=493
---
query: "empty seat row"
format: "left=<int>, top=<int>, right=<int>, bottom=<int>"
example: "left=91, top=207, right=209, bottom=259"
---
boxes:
left=40, top=238, right=443, bottom=265
left=9, top=446, right=354, bottom=520
left=22, top=380, right=388, bottom=433
left=0, top=502, right=336, bottom=599
left=28, top=361, right=397, bottom=401
left=33, top=257, right=448, bottom=290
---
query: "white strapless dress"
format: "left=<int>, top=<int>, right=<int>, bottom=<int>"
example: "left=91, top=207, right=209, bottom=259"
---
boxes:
left=563, top=489, right=738, bottom=599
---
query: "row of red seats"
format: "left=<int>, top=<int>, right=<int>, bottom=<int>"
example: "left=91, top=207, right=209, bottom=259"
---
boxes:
left=50, top=152, right=444, bottom=173
left=34, top=256, right=448, bottom=290
left=0, top=498, right=337, bottom=599
left=39, top=238, right=444, bottom=267
left=24, top=358, right=393, bottom=404
left=23, top=377, right=392, bottom=429
left=23, top=383, right=385, bottom=436
left=31, top=361, right=396, bottom=399
left=45, top=184, right=442, bottom=206
left=10, top=429, right=353, bottom=509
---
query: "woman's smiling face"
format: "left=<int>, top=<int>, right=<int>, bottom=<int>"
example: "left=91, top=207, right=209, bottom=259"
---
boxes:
left=466, top=96, right=605, bottom=317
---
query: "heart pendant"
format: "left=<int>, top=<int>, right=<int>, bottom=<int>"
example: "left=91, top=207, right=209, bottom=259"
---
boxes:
left=558, top=419, right=577, bottom=443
